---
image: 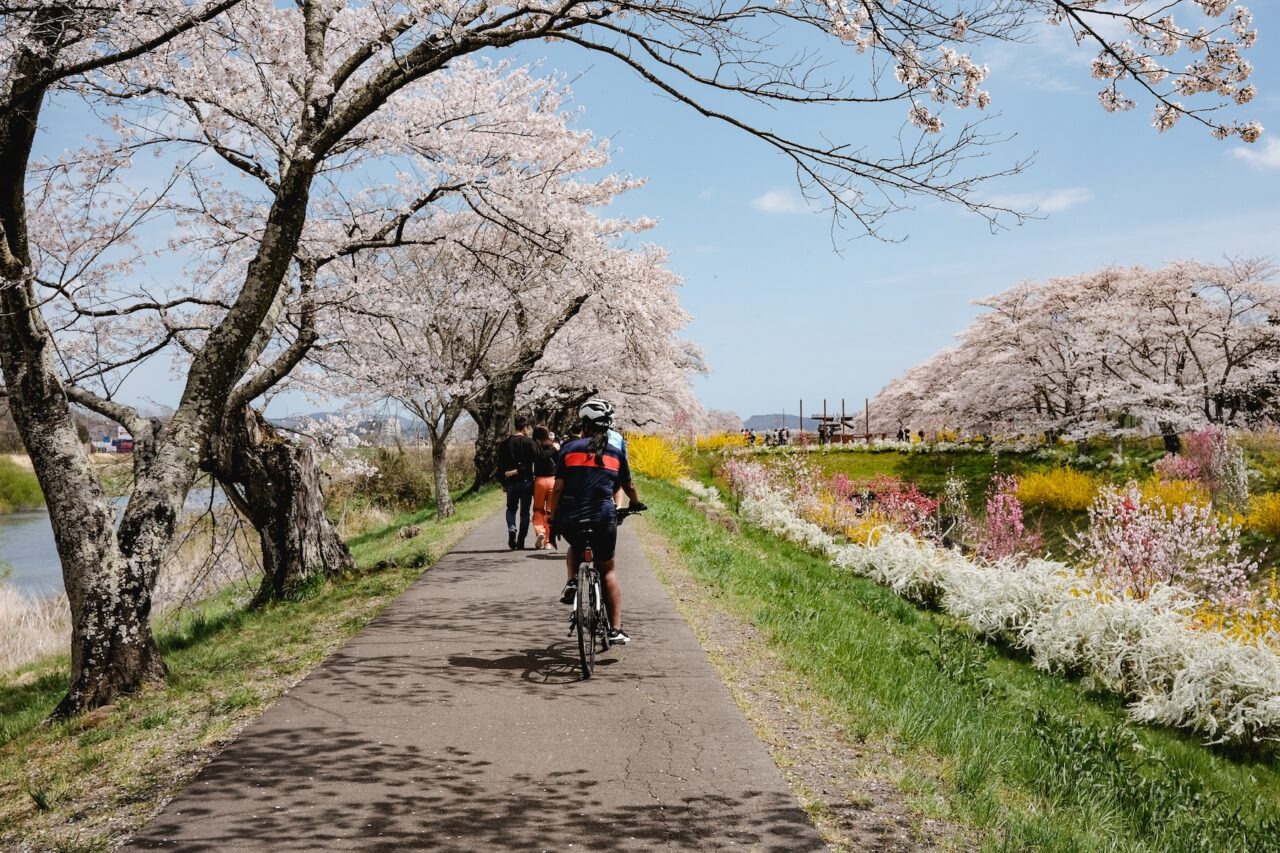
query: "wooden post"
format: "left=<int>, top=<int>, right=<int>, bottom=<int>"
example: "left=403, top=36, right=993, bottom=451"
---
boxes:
left=799, top=400, right=804, bottom=438
left=841, top=398, right=846, bottom=442
left=865, top=398, right=870, bottom=440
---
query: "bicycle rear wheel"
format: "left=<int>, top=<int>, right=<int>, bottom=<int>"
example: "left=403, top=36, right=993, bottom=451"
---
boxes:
left=576, top=562, right=595, bottom=679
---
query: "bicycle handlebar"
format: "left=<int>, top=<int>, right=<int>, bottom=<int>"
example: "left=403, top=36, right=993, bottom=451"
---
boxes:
left=616, top=505, right=647, bottom=523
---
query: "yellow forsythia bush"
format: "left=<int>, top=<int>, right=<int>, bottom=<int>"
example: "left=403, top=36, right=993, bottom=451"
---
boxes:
left=1140, top=476, right=1211, bottom=509
left=1016, top=468, right=1100, bottom=511
left=1194, top=571, right=1280, bottom=649
left=1246, top=492, right=1280, bottom=537
left=626, top=434, right=691, bottom=482
left=695, top=432, right=747, bottom=452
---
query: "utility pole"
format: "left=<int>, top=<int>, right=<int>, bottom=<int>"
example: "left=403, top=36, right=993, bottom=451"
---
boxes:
left=841, top=398, right=846, bottom=442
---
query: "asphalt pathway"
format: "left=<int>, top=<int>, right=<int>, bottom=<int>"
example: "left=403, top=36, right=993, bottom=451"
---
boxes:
left=126, top=511, right=826, bottom=851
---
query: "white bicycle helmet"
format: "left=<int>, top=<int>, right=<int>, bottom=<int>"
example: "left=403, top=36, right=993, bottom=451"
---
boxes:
left=578, top=399, right=615, bottom=428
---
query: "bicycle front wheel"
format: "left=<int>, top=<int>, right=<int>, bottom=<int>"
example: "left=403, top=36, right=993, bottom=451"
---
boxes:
left=576, top=563, right=595, bottom=679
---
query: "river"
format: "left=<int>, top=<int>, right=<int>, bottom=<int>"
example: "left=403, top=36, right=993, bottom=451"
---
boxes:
left=2, top=487, right=227, bottom=597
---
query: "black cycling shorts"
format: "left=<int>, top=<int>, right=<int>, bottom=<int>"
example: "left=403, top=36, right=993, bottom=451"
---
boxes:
left=564, top=521, right=618, bottom=563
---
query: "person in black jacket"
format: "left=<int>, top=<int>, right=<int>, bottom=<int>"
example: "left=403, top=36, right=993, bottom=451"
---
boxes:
left=496, top=416, right=537, bottom=549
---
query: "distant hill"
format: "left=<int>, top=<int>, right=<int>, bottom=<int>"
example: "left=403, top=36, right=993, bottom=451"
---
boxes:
left=743, top=413, right=821, bottom=431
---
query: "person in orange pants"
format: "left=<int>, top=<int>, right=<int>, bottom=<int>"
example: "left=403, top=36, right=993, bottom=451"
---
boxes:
left=530, top=425, right=559, bottom=549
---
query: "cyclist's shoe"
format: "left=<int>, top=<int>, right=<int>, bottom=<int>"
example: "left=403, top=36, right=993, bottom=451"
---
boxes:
left=507, top=530, right=517, bottom=550
left=607, top=628, right=631, bottom=645
left=559, top=579, right=577, bottom=605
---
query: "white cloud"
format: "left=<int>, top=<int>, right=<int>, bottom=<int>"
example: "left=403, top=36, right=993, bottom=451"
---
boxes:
left=697, top=188, right=715, bottom=201
left=1230, top=137, right=1280, bottom=170
left=986, top=186, right=1094, bottom=214
left=751, top=187, right=811, bottom=215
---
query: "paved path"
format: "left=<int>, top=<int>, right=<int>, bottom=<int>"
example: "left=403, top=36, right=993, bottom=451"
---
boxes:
left=127, top=511, right=826, bottom=851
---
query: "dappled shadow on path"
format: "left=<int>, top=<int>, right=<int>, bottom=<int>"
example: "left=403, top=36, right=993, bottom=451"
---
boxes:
left=126, top=723, right=819, bottom=852
left=447, top=640, right=618, bottom=684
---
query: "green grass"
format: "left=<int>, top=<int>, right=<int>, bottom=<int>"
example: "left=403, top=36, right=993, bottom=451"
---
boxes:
left=0, top=457, right=42, bottom=513
left=641, top=476, right=1280, bottom=852
left=0, top=487, right=502, bottom=850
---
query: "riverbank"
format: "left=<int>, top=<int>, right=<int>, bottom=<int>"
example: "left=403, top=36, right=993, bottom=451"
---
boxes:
left=0, top=487, right=503, bottom=850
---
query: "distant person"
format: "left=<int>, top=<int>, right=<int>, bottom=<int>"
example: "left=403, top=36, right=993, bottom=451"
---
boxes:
left=782, top=427, right=790, bottom=445
left=530, top=425, right=559, bottom=550
left=496, top=416, right=537, bottom=549
left=917, top=429, right=925, bottom=443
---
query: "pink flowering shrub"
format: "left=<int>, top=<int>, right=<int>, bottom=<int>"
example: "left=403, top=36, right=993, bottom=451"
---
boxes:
left=1076, top=482, right=1256, bottom=606
left=1153, top=452, right=1203, bottom=483
left=849, top=475, right=939, bottom=537
left=1155, top=426, right=1250, bottom=512
left=977, top=474, right=1042, bottom=562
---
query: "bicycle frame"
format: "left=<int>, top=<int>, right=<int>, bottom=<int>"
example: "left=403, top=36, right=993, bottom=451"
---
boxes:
left=564, top=507, right=642, bottom=680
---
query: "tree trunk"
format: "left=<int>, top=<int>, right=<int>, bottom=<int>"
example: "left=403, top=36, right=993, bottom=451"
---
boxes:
left=467, top=379, right=519, bottom=492
left=0, top=280, right=170, bottom=717
left=206, top=405, right=353, bottom=604
left=432, top=439, right=454, bottom=520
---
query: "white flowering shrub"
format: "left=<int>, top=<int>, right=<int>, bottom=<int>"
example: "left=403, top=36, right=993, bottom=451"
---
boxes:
left=698, top=460, right=1280, bottom=745
left=679, top=478, right=728, bottom=512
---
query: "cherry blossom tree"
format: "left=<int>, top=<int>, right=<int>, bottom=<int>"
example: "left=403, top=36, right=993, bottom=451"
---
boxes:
left=873, top=260, right=1280, bottom=445
left=0, top=0, right=1265, bottom=714
left=516, top=248, right=706, bottom=437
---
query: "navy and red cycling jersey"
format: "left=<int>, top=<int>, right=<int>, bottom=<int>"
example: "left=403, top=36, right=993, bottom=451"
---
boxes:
left=554, top=431, right=632, bottom=525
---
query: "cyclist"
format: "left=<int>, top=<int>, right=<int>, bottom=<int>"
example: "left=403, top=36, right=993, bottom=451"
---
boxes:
left=547, top=399, right=644, bottom=646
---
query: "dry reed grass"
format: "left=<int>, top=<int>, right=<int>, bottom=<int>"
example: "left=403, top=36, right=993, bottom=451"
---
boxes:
left=1, top=505, right=261, bottom=676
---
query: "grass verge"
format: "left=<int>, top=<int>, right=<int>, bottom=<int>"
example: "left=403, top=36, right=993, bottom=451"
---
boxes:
left=639, top=476, right=1280, bottom=852
left=0, top=487, right=502, bottom=852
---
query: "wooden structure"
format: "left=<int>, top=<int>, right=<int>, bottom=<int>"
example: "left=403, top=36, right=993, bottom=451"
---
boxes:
left=794, top=398, right=890, bottom=443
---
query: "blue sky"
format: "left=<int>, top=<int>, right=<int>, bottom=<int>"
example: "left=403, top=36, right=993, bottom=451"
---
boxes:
left=504, top=22, right=1280, bottom=420
left=34, top=15, right=1280, bottom=422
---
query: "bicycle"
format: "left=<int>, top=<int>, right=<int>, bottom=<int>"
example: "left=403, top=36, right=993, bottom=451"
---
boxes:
left=566, top=506, right=643, bottom=680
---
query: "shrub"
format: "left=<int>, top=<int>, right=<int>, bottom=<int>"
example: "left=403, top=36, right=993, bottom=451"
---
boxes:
left=626, top=434, right=691, bottom=482
left=1193, top=574, right=1280, bottom=648
left=850, top=475, right=939, bottom=537
left=713, top=460, right=1280, bottom=744
left=1139, top=476, right=1210, bottom=510
left=939, top=475, right=976, bottom=547
left=1247, top=493, right=1280, bottom=537
left=1017, top=468, right=1099, bottom=511
left=977, top=474, right=1042, bottom=562
left=695, top=432, right=747, bottom=452
left=1076, top=482, right=1255, bottom=606
left=327, top=447, right=436, bottom=514
left=1153, top=452, right=1202, bottom=483
left=1161, top=427, right=1250, bottom=512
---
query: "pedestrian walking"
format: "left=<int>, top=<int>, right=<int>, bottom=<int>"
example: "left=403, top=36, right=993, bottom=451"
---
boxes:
left=496, top=416, right=537, bottom=549
left=531, top=425, right=559, bottom=549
